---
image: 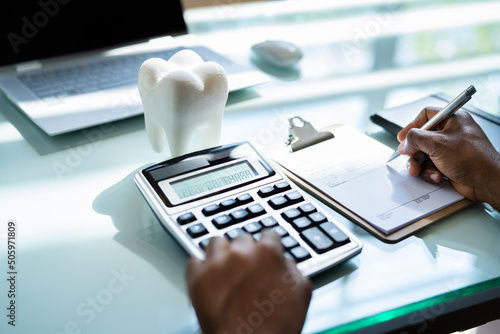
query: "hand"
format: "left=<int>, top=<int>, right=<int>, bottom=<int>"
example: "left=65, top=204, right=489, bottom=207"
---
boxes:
left=397, top=107, right=500, bottom=211
left=186, top=230, right=312, bottom=334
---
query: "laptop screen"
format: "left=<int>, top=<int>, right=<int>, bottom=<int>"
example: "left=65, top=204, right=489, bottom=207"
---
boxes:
left=0, top=0, right=187, bottom=67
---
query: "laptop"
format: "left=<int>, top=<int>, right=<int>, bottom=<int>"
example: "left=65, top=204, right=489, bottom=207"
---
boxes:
left=0, top=0, right=269, bottom=136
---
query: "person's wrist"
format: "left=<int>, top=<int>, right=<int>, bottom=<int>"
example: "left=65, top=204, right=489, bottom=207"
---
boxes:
left=481, top=152, right=500, bottom=211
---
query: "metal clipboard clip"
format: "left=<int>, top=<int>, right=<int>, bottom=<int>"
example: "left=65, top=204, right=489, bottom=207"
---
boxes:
left=285, top=116, right=334, bottom=152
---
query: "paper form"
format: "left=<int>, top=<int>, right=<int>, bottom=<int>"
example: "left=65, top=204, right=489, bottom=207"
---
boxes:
left=271, top=126, right=464, bottom=234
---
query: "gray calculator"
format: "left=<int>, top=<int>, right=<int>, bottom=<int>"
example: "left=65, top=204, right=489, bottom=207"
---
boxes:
left=134, top=142, right=362, bottom=277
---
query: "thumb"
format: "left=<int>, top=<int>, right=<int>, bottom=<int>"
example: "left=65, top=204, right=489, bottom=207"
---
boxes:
left=185, top=257, right=204, bottom=286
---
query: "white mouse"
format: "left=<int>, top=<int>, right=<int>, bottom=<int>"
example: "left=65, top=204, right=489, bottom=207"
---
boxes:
left=251, top=40, right=303, bottom=68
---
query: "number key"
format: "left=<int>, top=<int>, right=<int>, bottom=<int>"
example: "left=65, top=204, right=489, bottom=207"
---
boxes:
left=199, top=238, right=212, bottom=250
left=231, top=209, right=250, bottom=222
left=247, top=203, right=266, bottom=217
left=272, top=225, right=288, bottom=237
left=281, top=235, right=299, bottom=249
left=225, top=228, right=246, bottom=240
left=260, top=216, right=278, bottom=228
left=187, top=223, right=208, bottom=238
left=281, top=208, right=302, bottom=222
left=243, top=221, right=262, bottom=233
left=301, top=227, right=333, bottom=253
left=290, top=246, right=311, bottom=262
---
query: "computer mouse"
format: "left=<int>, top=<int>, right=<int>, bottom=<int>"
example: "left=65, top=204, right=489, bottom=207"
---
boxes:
left=251, top=40, right=303, bottom=68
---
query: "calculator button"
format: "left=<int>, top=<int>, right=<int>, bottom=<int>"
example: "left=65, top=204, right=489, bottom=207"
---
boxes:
left=281, top=235, right=299, bottom=249
left=243, top=221, right=262, bottom=234
left=260, top=216, right=278, bottom=228
left=272, top=225, right=288, bottom=237
left=298, top=203, right=317, bottom=215
left=285, top=191, right=304, bottom=204
left=320, top=222, right=350, bottom=244
left=212, top=214, right=234, bottom=229
left=177, top=212, right=196, bottom=225
left=187, top=223, right=208, bottom=238
left=225, top=228, right=246, bottom=240
left=290, top=246, right=311, bottom=262
left=247, top=203, right=266, bottom=217
left=309, top=212, right=327, bottom=224
left=284, top=251, right=294, bottom=261
left=291, top=217, right=312, bottom=231
left=301, top=227, right=334, bottom=254
left=199, top=238, right=212, bottom=250
left=220, top=198, right=238, bottom=210
left=268, top=195, right=288, bottom=209
left=257, top=186, right=275, bottom=198
left=253, top=232, right=262, bottom=242
left=237, top=193, right=253, bottom=204
left=274, top=181, right=291, bottom=192
left=231, top=208, right=250, bottom=222
left=281, top=208, right=302, bottom=222
left=202, top=204, right=221, bottom=216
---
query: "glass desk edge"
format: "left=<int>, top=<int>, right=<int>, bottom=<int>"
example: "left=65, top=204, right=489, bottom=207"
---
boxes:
left=316, top=276, right=500, bottom=334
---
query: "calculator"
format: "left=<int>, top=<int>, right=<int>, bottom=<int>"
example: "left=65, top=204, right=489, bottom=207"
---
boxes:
left=134, top=142, right=362, bottom=277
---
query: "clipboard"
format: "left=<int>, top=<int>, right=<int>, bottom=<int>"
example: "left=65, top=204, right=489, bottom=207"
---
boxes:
left=267, top=116, right=471, bottom=243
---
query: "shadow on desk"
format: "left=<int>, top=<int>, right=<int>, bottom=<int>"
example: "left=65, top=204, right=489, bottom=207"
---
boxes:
left=92, top=167, right=190, bottom=296
left=92, top=167, right=206, bottom=333
left=416, top=203, right=500, bottom=270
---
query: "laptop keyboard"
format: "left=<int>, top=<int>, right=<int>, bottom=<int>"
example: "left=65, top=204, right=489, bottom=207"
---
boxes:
left=17, top=46, right=241, bottom=100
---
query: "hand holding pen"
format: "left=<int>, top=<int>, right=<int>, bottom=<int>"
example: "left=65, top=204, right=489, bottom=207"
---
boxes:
left=388, top=85, right=476, bottom=162
left=394, top=86, right=500, bottom=211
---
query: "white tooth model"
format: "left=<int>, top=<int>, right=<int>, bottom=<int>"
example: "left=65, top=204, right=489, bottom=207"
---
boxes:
left=138, top=50, right=229, bottom=157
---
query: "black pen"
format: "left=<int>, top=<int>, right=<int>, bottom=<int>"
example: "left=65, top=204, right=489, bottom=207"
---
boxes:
left=387, top=85, right=477, bottom=163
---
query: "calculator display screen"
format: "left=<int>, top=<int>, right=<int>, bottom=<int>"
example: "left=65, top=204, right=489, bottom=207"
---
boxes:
left=170, top=161, right=258, bottom=200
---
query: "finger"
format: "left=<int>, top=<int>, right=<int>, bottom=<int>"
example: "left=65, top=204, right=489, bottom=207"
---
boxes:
left=419, top=160, right=444, bottom=183
left=230, top=233, right=255, bottom=252
left=407, top=156, right=443, bottom=183
left=412, top=151, right=427, bottom=165
left=407, top=156, right=423, bottom=177
left=397, top=107, right=441, bottom=142
left=259, top=229, right=284, bottom=254
left=205, top=236, right=230, bottom=260
left=185, top=257, right=204, bottom=285
left=406, top=151, right=426, bottom=177
left=399, top=127, right=442, bottom=157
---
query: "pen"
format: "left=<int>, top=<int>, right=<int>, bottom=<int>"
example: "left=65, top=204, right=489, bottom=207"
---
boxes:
left=387, top=85, right=477, bottom=163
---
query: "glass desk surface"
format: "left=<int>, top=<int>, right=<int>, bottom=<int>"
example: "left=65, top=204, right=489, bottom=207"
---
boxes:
left=1, top=1, right=499, bottom=333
